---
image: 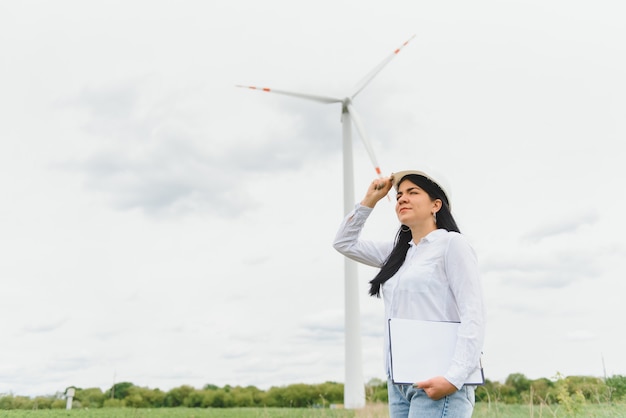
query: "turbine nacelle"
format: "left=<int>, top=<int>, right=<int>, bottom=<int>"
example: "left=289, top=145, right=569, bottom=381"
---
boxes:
left=340, top=97, right=352, bottom=112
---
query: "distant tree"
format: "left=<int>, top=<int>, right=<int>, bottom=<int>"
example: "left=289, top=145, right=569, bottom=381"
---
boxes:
left=51, top=398, right=66, bottom=409
left=1, top=373, right=625, bottom=410
left=265, top=384, right=309, bottom=407
left=565, top=375, right=607, bottom=403
left=314, top=382, right=344, bottom=406
left=264, top=386, right=284, bottom=407
left=123, top=386, right=164, bottom=408
left=529, top=377, right=554, bottom=404
left=183, top=388, right=205, bottom=408
left=0, top=395, right=18, bottom=410
left=366, top=378, right=388, bottom=403
left=164, top=385, right=195, bottom=407
left=606, top=375, right=626, bottom=401
left=143, top=387, right=166, bottom=407
left=106, top=381, right=135, bottom=400
left=475, top=379, right=499, bottom=403
left=228, top=385, right=263, bottom=407
left=30, top=396, right=54, bottom=409
left=203, top=388, right=233, bottom=408
left=74, top=387, right=105, bottom=407
left=553, top=373, right=586, bottom=415
left=103, top=398, right=125, bottom=408
left=506, top=373, right=531, bottom=394
left=274, top=383, right=310, bottom=407
left=497, top=383, right=521, bottom=404
left=8, top=395, right=32, bottom=410
left=262, top=382, right=344, bottom=408
left=0, top=396, right=12, bottom=410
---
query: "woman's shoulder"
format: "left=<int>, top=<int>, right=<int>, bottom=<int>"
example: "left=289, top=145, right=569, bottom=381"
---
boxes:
left=439, top=230, right=473, bottom=249
left=437, top=229, right=464, bottom=241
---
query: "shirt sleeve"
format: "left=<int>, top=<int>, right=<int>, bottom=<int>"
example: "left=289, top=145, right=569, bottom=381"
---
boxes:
left=332, top=204, right=393, bottom=268
left=443, top=233, right=486, bottom=389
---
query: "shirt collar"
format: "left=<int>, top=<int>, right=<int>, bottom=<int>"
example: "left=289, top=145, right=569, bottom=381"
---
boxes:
left=408, top=228, right=447, bottom=246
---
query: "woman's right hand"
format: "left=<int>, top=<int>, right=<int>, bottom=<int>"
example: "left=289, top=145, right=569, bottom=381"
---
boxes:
left=360, top=176, right=393, bottom=208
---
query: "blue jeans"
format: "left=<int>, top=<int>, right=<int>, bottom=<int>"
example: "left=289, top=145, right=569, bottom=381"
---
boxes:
left=387, top=379, right=475, bottom=417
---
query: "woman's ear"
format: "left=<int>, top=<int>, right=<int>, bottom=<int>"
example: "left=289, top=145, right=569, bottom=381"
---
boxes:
left=433, top=199, right=443, bottom=213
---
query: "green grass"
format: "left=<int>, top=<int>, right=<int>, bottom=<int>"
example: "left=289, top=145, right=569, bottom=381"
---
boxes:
left=1, top=404, right=625, bottom=418
left=472, top=402, right=626, bottom=418
left=0, top=408, right=355, bottom=418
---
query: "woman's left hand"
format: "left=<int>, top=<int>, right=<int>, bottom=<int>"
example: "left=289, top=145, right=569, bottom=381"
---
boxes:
left=414, top=376, right=457, bottom=400
left=360, top=176, right=393, bottom=208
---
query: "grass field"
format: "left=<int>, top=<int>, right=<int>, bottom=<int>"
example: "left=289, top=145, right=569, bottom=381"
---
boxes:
left=0, top=403, right=625, bottom=417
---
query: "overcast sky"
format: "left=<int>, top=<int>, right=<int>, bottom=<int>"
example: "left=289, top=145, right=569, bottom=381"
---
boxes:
left=1, top=0, right=625, bottom=397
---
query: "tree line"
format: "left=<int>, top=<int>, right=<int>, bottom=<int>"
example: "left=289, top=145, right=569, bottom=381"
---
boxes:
left=1, top=374, right=625, bottom=410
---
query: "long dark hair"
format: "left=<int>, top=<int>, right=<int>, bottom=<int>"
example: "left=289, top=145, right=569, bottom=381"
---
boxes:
left=368, top=174, right=461, bottom=297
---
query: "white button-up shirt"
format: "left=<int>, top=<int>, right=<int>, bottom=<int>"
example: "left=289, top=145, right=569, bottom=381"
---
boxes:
left=333, top=204, right=485, bottom=389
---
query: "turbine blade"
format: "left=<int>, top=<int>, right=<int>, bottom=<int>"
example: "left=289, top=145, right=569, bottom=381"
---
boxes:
left=349, top=35, right=416, bottom=99
left=235, top=85, right=341, bottom=104
left=346, top=102, right=382, bottom=178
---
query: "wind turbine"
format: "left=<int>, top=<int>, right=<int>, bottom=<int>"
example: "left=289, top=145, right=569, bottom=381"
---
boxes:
left=237, top=36, right=414, bottom=409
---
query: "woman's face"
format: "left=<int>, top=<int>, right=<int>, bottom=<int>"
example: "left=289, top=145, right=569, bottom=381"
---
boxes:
left=395, top=179, right=438, bottom=226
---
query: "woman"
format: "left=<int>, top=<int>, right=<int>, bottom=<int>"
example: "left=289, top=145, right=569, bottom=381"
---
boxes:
left=333, top=170, right=485, bottom=418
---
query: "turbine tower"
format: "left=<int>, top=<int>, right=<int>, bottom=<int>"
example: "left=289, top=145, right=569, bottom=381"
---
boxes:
left=237, top=36, right=414, bottom=409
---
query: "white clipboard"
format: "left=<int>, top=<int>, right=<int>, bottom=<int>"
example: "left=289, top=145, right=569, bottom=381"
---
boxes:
left=388, top=318, right=484, bottom=385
